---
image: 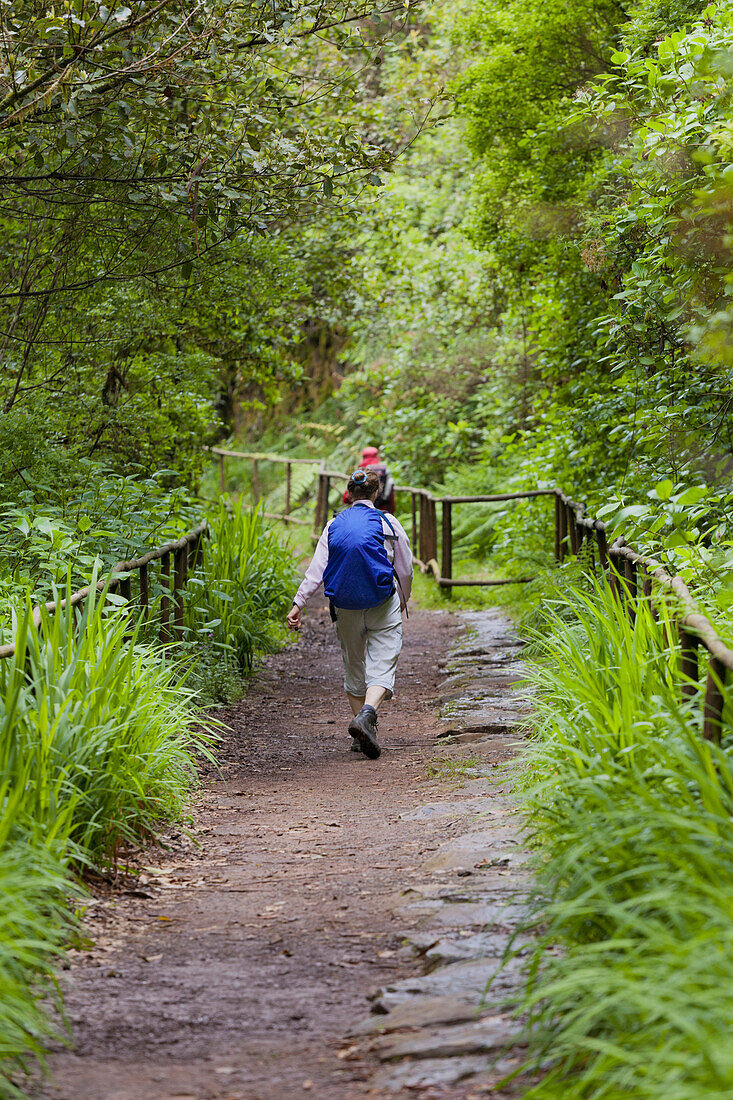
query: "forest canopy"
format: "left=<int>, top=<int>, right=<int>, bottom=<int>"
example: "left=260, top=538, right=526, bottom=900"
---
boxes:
left=0, top=0, right=427, bottom=489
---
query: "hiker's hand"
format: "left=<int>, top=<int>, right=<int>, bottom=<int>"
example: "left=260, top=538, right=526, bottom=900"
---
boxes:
left=286, top=604, right=302, bottom=632
left=400, top=600, right=406, bottom=612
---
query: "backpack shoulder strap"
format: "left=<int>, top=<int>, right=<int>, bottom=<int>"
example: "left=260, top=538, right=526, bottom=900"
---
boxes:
left=375, top=509, right=408, bottom=617
left=375, top=508, right=397, bottom=542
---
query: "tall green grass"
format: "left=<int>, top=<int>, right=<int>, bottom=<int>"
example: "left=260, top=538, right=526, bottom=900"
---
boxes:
left=517, top=578, right=733, bottom=1100
left=0, top=582, right=216, bottom=1092
left=185, top=500, right=296, bottom=700
left=3, top=587, right=215, bottom=864
left=0, top=834, right=73, bottom=1098
left=0, top=504, right=295, bottom=1091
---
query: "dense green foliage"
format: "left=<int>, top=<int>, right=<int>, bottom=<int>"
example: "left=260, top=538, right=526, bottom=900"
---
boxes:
left=251, top=0, right=733, bottom=582
left=517, top=581, right=733, bottom=1099
left=0, top=0, right=426, bottom=486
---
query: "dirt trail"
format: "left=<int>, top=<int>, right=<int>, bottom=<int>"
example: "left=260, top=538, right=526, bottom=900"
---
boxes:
left=38, top=604, right=528, bottom=1100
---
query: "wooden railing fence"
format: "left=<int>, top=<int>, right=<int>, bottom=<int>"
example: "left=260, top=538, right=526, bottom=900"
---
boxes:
left=9, top=447, right=722, bottom=739
left=210, top=446, right=319, bottom=527
left=553, top=490, right=733, bottom=744
left=0, top=521, right=208, bottom=660
left=214, top=449, right=733, bottom=743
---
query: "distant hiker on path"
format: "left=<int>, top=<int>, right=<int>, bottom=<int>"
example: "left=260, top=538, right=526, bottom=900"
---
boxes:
left=343, top=446, right=395, bottom=513
left=286, top=468, right=413, bottom=759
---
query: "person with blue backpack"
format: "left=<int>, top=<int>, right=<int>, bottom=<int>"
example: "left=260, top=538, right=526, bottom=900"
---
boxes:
left=286, top=468, right=413, bottom=759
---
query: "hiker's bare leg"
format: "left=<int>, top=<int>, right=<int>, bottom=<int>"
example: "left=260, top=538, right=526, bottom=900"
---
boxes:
left=347, top=693, right=366, bottom=717
left=365, top=685, right=388, bottom=710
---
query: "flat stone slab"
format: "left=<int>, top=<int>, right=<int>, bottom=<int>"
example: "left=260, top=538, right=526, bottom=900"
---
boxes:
left=374, top=1015, right=518, bottom=1061
left=454, top=611, right=523, bottom=650
left=370, top=1055, right=492, bottom=1091
left=437, top=725, right=516, bottom=743
left=433, top=899, right=529, bottom=929
left=425, top=931, right=510, bottom=965
left=374, top=957, right=505, bottom=1011
left=395, top=893, right=528, bottom=930
left=424, top=830, right=503, bottom=872
left=399, top=800, right=494, bottom=822
left=350, top=995, right=485, bottom=1036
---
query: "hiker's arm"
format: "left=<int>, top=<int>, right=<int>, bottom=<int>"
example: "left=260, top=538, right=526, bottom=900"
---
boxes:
left=391, top=518, right=413, bottom=604
left=292, top=526, right=330, bottom=609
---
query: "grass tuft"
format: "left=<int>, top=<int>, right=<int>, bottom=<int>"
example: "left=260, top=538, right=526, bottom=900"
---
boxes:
left=514, top=577, right=733, bottom=1099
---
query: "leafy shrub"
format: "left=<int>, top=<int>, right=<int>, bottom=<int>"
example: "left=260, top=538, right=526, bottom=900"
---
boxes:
left=184, top=500, right=296, bottom=699
left=0, top=466, right=201, bottom=608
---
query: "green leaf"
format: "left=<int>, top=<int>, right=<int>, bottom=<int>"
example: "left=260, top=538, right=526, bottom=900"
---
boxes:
left=674, top=486, right=708, bottom=507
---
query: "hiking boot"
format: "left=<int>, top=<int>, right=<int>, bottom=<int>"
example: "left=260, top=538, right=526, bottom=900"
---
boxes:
left=348, top=706, right=381, bottom=760
left=350, top=737, right=362, bottom=753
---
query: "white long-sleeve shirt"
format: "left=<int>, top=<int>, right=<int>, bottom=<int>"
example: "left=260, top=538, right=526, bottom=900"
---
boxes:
left=293, top=500, right=413, bottom=609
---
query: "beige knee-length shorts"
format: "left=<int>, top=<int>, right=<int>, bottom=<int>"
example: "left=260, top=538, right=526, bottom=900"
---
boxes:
left=333, top=593, right=403, bottom=698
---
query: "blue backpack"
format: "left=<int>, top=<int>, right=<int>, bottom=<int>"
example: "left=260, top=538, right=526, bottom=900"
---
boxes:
left=323, top=506, right=397, bottom=610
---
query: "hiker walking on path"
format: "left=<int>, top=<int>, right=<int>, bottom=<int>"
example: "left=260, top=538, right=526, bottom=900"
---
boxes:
left=342, top=446, right=395, bottom=514
left=286, top=469, right=413, bottom=759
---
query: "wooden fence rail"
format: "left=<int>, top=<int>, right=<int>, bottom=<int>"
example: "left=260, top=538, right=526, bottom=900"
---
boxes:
left=308, top=467, right=733, bottom=744
left=206, top=447, right=733, bottom=742
left=553, top=490, right=733, bottom=745
left=0, top=521, right=208, bottom=660
left=209, top=446, right=323, bottom=523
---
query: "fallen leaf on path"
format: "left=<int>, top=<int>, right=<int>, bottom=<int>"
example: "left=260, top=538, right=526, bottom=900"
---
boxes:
left=301, top=1080, right=313, bottom=1090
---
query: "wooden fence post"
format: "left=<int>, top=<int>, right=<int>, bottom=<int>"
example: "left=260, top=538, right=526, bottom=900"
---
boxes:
left=323, top=476, right=331, bottom=523
left=703, top=658, right=727, bottom=743
left=219, top=452, right=226, bottom=493
left=139, top=563, right=149, bottom=621
left=314, top=472, right=324, bottom=535
left=608, top=551, right=620, bottom=601
left=427, top=497, right=438, bottom=564
left=252, top=458, right=260, bottom=505
left=285, top=461, right=292, bottom=522
left=586, top=526, right=596, bottom=571
left=559, top=498, right=568, bottom=560
left=624, top=559, right=636, bottom=623
left=596, top=525, right=608, bottom=574
left=119, top=573, right=132, bottom=603
left=418, top=493, right=428, bottom=563
left=441, top=500, right=452, bottom=595
left=173, top=546, right=186, bottom=641
left=160, top=552, right=171, bottom=643
left=679, top=628, right=699, bottom=697
left=411, top=492, right=418, bottom=556
left=567, top=504, right=579, bottom=555
left=554, top=494, right=561, bottom=561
